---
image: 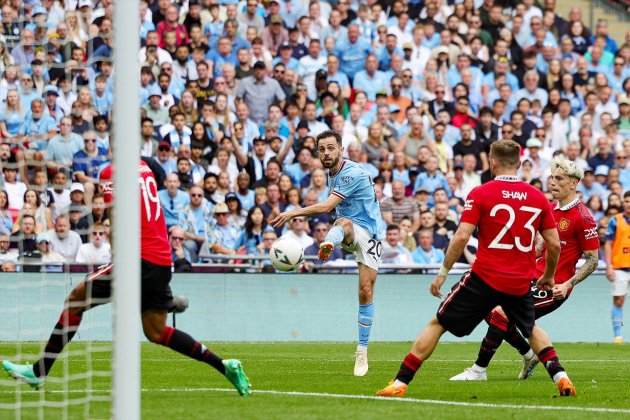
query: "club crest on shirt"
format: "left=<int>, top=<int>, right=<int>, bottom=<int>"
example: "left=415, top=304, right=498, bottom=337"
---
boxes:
left=340, top=175, right=353, bottom=185
left=558, top=218, right=570, bottom=231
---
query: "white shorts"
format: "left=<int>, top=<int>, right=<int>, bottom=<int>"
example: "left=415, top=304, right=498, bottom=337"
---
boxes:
left=340, top=223, right=381, bottom=272
left=612, top=269, right=630, bottom=297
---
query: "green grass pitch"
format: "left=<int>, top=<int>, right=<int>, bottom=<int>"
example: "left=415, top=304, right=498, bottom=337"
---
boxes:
left=0, top=342, right=629, bottom=419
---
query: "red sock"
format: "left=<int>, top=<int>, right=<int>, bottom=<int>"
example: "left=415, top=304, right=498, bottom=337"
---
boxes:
left=395, top=353, right=423, bottom=384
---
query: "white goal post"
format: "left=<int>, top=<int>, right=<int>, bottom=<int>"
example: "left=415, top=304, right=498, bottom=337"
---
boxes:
left=112, top=0, right=141, bottom=419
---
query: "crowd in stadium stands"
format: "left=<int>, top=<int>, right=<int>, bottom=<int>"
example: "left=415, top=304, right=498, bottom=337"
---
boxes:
left=0, top=0, right=628, bottom=272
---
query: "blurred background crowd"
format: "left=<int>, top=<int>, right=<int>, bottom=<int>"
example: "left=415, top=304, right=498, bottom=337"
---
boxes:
left=0, top=0, right=628, bottom=272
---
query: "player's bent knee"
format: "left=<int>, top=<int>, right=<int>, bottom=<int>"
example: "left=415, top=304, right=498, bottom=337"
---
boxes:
left=66, top=283, right=88, bottom=314
left=143, top=324, right=165, bottom=344
left=613, top=296, right=625, bottom=306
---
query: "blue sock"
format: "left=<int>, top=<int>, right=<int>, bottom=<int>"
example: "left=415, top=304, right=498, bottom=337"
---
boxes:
left=358, top=303, right=374, bottom=347
left=612, top=305, right=624, bottom=337
left=324, top=225, right=344, bottom=248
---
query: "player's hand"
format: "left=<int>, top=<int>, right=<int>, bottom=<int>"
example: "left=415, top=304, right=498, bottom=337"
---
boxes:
left=270, top=211, right=293, bottom=228
left=536, top=275, right=554, bottom=291
left=430, top=275, right=446, bottom=298
left=552, top=282, right=569, bottom=300
left=606, top=267, right=616, bottom=282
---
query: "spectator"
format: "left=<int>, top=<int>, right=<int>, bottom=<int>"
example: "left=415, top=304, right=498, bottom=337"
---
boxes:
left=179, top=185, right=212, bottom=263
left=381, top=181, right=420, bottom=231
left=158, top=173, right=190, bottom=229
left=0, top=233, right=18, bottom=267
left=37, top=232, right=65, bottom=270
left=208, top=202, right=240, bottom=256
left=413, top=156, right=450, bottom=198
left=411, top=229, right=445, bottom=264
left=11, top=214, right=38, bottom=259
left=381, top=224, right=412, bottom=265
left=75, top=223, right=111, bottom=265
left=280, top=216, right=314, bottom=249
left=169, top=225, right=192, bottom=272
left=46, top=117, right=83, bottom=170
left=72, top=131, right=108, bottom=204
left=2, top=163, right=26, bottom=212
left=235, top=61, right=286, bottom=124
left=47, top=214, right=82, bottom=263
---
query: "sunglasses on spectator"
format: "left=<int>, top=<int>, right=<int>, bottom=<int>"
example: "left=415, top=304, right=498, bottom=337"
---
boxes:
left=190, top=193, right=203, bottom=197
left=263, top=236, right=276, bottom=241
left=502, top=129, right=513, bottom=134
left=171, top=236, right=184, bottom=241
left=84, top=138, right=96, bottom=143
left=292, top=218, right=305, bottom=223
left=435, top=90, right=445, bottom=94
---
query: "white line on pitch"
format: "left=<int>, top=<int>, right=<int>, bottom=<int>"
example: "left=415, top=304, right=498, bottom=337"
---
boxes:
left=1, top=387, right=629, bottom=415
left=130, top=358, right=630, bottom=363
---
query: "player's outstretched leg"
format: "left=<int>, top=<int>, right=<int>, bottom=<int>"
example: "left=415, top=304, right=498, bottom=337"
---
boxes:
left=612, top=296, right=624, bottom=344
left=355, top=263, right=377, bottom=376
left=529, top=325, right=575, bottom=396
left=3, top=279, right=95, bottom=389
left=377, top=317, right=445, bottom=397
left=143, top=310, right=251, bottom=396
left=319, top=218, right=353, bottom=261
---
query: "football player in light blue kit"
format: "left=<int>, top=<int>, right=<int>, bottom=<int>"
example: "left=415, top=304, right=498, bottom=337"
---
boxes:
left=272, top=130, right=385, bottom=376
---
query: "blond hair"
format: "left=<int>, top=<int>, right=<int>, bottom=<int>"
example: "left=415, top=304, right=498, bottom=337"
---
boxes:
left=490, top=140, right=521, bottom=168
left=550, top=156, right=584, bottom=180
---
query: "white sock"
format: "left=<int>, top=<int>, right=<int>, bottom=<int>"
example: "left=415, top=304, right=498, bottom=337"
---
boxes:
left=472, top=364, right=486, bottom=372
left=357, top=344, right=367, bottom=352
left=393, top=379, right=407, bottom=387
left=524, top=349, right=535, bottom=359
left=552, top=371, right=568, bottom=383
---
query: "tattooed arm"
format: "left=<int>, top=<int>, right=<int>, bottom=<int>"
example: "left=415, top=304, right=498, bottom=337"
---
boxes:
left=568, top=249, right=599, bottom=288
left=553, top=249, right=599, bottom=299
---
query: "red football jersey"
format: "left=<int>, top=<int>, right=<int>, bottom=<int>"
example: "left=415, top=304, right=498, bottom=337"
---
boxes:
left=99, top=161, right=172, bottom=267
left=535, top=199, right=599, bottom=289
left=460, top=175, right=556, bottom=296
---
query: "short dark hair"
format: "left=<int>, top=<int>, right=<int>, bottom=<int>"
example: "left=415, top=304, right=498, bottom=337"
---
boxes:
left=386, top=224, right=399, bottom=232
left=316, top=130, right=342, bottom=146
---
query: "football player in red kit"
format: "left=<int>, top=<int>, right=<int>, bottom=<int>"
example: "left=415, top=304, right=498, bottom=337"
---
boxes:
left=450, top=157, right=599, bottom=383
left=2, top=161, right=251, bottom=396
left=376, top=140, right=574, bottom=397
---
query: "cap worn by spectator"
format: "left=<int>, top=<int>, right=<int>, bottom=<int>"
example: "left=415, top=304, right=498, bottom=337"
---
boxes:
left=526, top=138, right=542, bottom=149
left=389, top=104, right=400, bottom=114
left=297, top=120, right=309, bottom=130
left=79, top=0, right=92, bottom=8
left=71, top=183, right=85, bottom=193
left=191, top=140, right=204, bottom=149
left=148, top=85, right=161, bottom=98
left=583, top=167, right=594, bottom=174
left=253, top=136, right=268, bottom=144
left=316, top=69, right=327, bottom=79
left=280, top=43, right=292, bottom=50
left=45, top=85, right=59, bottom=96
left=214, top=202, right=229, bottom=214
left=32, top=6, right=47, bottom=17
left=270, top=15, right=283, bottom=25
left=403, top=42, right=413, bottom=50
left=415, top=186, right=430, bottom=194
left=619, top=96, right=630, bottom=106
left=253, top=61, right=266, bottom=70
left=454, top=162, right=464, bottom=170
left=594, top=165, right=609, bottom=177
left=37, top=233, right=50, bottom=243
left=158, top=141, right=171, bottom=150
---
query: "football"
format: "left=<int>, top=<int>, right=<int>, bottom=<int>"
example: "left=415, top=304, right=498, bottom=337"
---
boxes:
left=270, top=238, right=304, bottom=271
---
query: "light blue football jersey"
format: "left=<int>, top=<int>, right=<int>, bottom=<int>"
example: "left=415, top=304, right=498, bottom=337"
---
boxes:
left=328, top=160, right=385, bottom=240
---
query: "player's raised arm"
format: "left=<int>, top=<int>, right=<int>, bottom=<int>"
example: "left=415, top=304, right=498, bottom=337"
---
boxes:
left=430, top=222, right=475, bottom=298
left=537, top=227, right=560, bottom=291
left=271, top=193, right=343, bottom=227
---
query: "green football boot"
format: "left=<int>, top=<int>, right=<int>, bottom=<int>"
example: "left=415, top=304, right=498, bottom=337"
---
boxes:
left=223, top=359, right=251, bottom=396
left=2, top=361, right=44, bottom=389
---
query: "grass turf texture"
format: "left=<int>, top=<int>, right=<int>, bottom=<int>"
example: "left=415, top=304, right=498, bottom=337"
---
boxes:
left=0, top=342, right=629, bottom=419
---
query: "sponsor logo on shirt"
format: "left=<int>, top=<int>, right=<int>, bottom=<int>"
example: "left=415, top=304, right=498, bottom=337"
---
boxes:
left=464, top=199, right=474, bottom=211
left=584, top=227, right=598, bottom=240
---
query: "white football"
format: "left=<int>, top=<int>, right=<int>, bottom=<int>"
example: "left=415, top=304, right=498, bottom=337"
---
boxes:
left=270, top=238, right=304, bottom=272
